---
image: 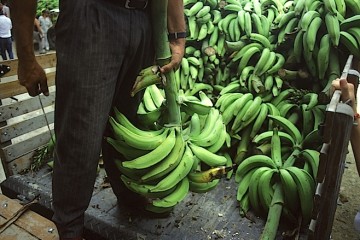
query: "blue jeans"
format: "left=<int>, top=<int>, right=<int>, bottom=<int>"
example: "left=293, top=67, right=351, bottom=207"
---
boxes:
left=0, top=37, right=13, bottom=60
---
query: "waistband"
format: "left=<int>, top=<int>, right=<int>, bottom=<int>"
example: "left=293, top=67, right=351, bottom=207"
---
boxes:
left=105, top=0, right=149, bottom=9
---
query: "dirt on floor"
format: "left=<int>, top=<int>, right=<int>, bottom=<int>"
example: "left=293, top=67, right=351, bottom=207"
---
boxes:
left=331, top=145, right=360, bottom=240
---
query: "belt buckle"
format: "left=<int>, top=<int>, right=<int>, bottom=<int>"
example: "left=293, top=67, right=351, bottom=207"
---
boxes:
left=125, top=0, right=135, bottom=9
left=124, top=0, right=148, bottom=9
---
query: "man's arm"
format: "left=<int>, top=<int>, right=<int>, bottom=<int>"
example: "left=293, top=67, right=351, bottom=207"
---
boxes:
left=332, top=78, right=360, bottom=176
left=160, top=0, right=186, bottom=73
left=10, top=0, right=48, bottom=96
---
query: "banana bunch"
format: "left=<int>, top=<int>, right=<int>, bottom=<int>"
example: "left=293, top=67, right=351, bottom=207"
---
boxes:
left=107, top=106, right=233, bottom=213
left=236, top=127, right=317, bottom=235
left=184, top=0, right=219, bottom=42
left=107, top=114, right=192, bottom=213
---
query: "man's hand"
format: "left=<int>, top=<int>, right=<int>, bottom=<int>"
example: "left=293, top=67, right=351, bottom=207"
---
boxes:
left=18, top=60, right=49, bottom=97
left=160, top=38, right=185, bottom=74
left=331, top=78, right=356, bottom=112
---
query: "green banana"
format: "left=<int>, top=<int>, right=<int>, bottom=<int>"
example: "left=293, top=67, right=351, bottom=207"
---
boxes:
left=189, top=179, right=220, bottom=193
left=150, top=145, right=194, bottom=192
left=268, top=115, right=303, bottom=144
left=293, top=30, right=304, bottom=63
left=109, top=117, right=168, bottom=150
left=325, top=12, right=340, bottom=47
left=286, top=166, right=315, bottom=225
left=253, top=130, right=295, bottom=147
left=249, top=103, right=269, bottom=139
left=140, top=129, right=185, bottom=182
left=187, top=1, right=204, bottom=17
left=339, top=31, right=360, bottom=58
left=143, top=86, right=158, bottom=112
left=248, top=167, right=272, bottom=215
left=300, top=149, right=320, bottom=179
left=279, top=168, right=299, bottom=213
left=188, top=165, right=233, bottom=183
left=113, top=108, right=164, bottom=137
left=235, top=154, right=277, bottom=182
left=306, top=16, right=322, bottom=52
left=299, top=10, right=320, bottom=31
left=189, top=143, right=228, bottom=167
left=266, top=53, right=285, bottom=75
left=120, top=175, right=175, bottom=199
left=152, top=177, right=190, bottom=208
left=317, top=34, right=331, bottom=80
left=106, top=137, right=150, bottom=160
left=271, top=88, right=295, bottom=106
left=343, top=0, right=360, bottom=15
left=237, top=46, right=261, bottom=73
left=206, top=123, right=227, bottom=153
left=271, top=128, right=283, bottom=168
left=131, top=69, right=162, bottom=97
left=254, top=47, right=271, bottom=75
left=121, top=128, right=176, bottom=169
left=257, top=168, right=276, bottom=212
left=323, top=0, right=338, bottom=14
left=231, top=99, right=253, bottom=132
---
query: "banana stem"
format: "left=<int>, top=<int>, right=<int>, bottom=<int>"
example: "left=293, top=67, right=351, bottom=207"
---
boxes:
left=260, top=182, right=284, bottom=240
left=151, top=1, right=182, bottom=126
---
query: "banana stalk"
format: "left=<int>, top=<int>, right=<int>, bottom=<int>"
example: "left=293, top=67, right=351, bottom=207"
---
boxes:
left=151, top=0, right=181, bottom=126
left=260, top=182, right=284, bottom=240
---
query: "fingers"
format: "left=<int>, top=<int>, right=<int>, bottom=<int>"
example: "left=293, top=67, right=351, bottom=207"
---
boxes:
left=20, top=77, right=49, bottom=97
left=160, top=57, right=180, bottom=74
left=39, top=74, right=49, bottom=96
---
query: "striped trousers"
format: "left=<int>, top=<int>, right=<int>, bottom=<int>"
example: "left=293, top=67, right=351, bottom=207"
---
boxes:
left=52, top=0, right=153, bottom=237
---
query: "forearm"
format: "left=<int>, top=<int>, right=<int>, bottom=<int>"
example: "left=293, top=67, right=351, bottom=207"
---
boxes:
left=167, top=0, right=186, bottom=33
left=10, top=0, right=37, bottom=61
left=351, top=118, right=360, bottom=176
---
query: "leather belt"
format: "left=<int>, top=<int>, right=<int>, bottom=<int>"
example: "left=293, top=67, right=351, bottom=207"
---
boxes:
left=120, top=0, right=148, bottom=9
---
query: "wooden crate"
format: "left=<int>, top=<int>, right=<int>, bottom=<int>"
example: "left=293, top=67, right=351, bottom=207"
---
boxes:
left=0, top=194, right=58, bottom=240
left=0, top=52, right=56, bottom=176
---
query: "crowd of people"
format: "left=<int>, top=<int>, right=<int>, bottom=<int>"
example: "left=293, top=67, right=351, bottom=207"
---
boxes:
left=0, top=1, right=54, bottom=60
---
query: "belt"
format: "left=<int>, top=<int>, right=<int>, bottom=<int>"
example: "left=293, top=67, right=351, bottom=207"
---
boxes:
left=119, top=0, right=148, bottom=9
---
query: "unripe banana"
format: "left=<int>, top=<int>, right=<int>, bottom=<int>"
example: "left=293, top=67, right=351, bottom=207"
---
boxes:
left=121, top=128, right=176, bottom=169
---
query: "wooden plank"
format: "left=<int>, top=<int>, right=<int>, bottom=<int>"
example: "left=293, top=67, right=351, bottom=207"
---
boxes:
left=0, top=91, right=55, bottom=122
left=0, top=111, right=54, bottom=143
left=0, top=194, right=58, bottom=240
left=0, top=215, right=39, bottom=240
left=0, top=70, right=56, bottom=99
left=6, top=152, right=34, bottom=176
left=0, top=52, right=56, bottom=79
left=2, top=130, right=53, bottom=163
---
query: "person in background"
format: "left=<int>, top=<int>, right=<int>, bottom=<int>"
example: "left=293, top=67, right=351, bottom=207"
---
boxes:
left=11, top=1, right=186, bottom=240
left=38, top=9, right=52, bottom=52
left=1, top=0, right=10, bottom=18
left=331, top=78, right=360, bottom=175
left=33, top=17, right=45, bottom=54
left=0, top=8, right=13, bottom=60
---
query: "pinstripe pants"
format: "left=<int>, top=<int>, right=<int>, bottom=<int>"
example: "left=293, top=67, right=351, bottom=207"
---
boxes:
left=52, top=0, right=153, bottom=237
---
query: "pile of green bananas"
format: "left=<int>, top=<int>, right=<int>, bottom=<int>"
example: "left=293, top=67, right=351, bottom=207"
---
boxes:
left=105, top=0, right=360, bottom=237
